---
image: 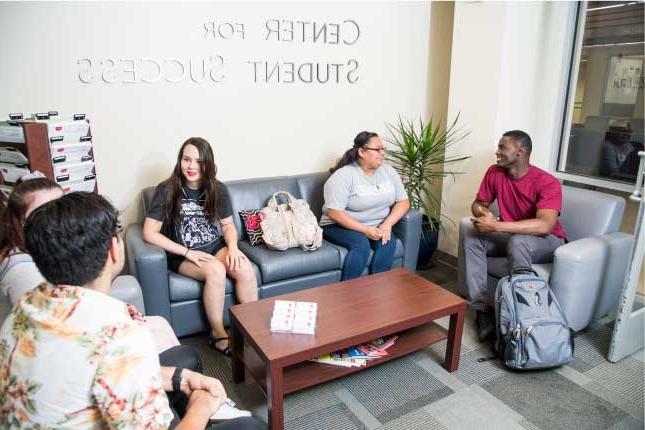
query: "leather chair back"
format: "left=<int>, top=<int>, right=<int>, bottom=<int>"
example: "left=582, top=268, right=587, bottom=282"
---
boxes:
left=559, top=185, right=625, bottom=242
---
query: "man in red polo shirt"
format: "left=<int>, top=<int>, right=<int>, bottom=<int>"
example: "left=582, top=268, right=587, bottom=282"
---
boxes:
left=461, top=130, right=567, bottom=342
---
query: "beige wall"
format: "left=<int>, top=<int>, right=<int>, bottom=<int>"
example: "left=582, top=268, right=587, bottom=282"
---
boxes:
left=425, top=1, right=455, bottom=205
left=0, top=2, right=432, bottom=224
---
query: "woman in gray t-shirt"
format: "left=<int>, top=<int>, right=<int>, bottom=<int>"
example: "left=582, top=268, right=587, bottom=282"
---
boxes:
left=321, top=131, right=410, bottom=280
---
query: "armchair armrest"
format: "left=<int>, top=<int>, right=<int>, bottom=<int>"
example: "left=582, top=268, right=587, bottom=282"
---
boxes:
left=125, top=223, right=172, bottom=322
left=550, top=232, right=633, bottom=331
left=393, top=209, right=422, bottom=271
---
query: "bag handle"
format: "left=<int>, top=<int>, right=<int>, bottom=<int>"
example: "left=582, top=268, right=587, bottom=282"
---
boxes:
left=509, top=267, right=539, bottom=280
left=267, top=191, right=295, bottom=210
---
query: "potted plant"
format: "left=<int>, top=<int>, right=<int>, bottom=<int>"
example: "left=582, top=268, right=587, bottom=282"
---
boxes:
left=384, top=114, right=470, bottom=269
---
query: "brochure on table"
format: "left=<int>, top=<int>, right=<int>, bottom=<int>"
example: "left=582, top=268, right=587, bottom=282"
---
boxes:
left=270, top=300, right=317, bottom=335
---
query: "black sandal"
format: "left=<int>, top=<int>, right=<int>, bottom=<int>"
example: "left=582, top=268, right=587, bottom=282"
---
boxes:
left=208, top=336, right=230, bottom=357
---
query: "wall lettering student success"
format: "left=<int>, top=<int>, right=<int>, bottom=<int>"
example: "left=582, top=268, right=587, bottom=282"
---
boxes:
left=77, top=17, right=362, bottom=85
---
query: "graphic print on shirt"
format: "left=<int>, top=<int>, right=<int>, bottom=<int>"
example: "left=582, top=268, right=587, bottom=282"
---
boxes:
left=356, top=182, right=394, bottom=197
left=178, top=199, right=221, bottom=249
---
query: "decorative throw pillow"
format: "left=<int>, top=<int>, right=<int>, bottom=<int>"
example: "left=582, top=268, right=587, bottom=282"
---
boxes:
left=239, top=209, right=265, bottom=246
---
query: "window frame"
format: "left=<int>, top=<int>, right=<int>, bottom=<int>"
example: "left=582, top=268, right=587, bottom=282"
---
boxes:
left=556, top=1, right=640, bottom=194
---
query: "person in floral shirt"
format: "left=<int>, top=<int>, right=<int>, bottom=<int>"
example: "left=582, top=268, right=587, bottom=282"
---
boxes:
left=0, top=192, right=263, bottom=430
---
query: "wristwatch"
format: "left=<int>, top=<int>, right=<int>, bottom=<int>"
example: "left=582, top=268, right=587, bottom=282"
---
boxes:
left=172, top=367, right=183, bottom=392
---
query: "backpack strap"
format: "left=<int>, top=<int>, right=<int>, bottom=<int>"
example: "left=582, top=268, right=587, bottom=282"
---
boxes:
left=509, top=267, right=539, bottom=280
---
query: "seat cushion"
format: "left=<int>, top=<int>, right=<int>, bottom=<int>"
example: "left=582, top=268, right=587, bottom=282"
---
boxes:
left=168, top=260, right=262, bottom=302
left=168, top=271, right=234, bottom=302
left=239, top=240, right=341, bottom=284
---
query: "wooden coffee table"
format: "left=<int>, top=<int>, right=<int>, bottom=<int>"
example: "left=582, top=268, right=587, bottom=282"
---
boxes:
left=229, top=268, right=466, bottom=430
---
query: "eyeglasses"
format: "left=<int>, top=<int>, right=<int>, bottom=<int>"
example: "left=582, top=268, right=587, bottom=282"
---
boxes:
left=362, top=146, right=385, bottom=153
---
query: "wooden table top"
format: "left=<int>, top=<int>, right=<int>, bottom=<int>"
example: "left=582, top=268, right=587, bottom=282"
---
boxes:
left=230, top=268, right=466, bottom=364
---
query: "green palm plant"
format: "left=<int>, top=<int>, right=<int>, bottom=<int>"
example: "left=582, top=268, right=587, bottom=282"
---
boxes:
left=384, top=114, right=470, bottom=230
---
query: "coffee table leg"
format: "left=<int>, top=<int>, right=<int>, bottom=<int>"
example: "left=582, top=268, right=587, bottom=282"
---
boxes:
left=267, top=363, right=284, bottom=430
left=230, top=317, right=245, bottom=383
left=445, top=307, right=465, bottom=372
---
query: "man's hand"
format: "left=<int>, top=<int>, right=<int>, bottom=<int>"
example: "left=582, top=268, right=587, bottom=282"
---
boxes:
left=225, top=247, right=247, bottom=272
left=377, top=221, right=393, bottom=245
left=181, top=369, right=227, bottom=404
left=179, top=390, right=223, bottom=429
left=471, top=215, right=499, bottom=233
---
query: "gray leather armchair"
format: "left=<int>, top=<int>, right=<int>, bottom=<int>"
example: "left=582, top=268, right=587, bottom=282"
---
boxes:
left=127, top=172, right=422, bottom=337
left=458, top=185, right=633, bottom=331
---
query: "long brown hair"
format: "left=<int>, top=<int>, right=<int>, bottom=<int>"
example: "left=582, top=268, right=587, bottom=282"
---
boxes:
left=0, top=178, right=62, bottom=260
left=329, top=131, right=379, bottom=174
left=164, top=137, right=220, bottom=226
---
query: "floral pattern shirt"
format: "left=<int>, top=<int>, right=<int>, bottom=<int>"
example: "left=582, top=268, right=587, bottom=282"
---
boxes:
left=0, top=283, right=174, bottom=429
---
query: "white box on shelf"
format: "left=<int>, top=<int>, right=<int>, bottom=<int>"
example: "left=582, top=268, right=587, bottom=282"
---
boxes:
left=0, top=163, right=29, bottom=184
left=54, top=160, right=95, bottom=183
left=0, top=123, right=25, bottom=143
left=46, top=120, right=90, bottom=141
left=0, top=147, right=28, bottom=165
left=51, top=143, right=93, bottom=164
left=60, top=178, right=96, bottom=194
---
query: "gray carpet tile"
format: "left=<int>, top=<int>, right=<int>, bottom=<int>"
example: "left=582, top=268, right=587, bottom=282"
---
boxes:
left=180, top=333, right=234, bottom=382
left=519, top=419, right=542, bottom=430
left=283, top=381, right=344, bottom=422
left=447, top=346, right=505, bottom=385
left=339, top=357, right=454, bottom=423
left=608, top=415, right=645, bottom=430
left=422, top=338, right=476, bottom=362
left=285, top=403, right=367, bottom=430
left=482, top=370, right=628, bottom=430
left=585, top=357, right=644, bottom=411
left=377, top=408, right=447, bottom=430
left=568, top=324, right=614, bottom=373
left=581, top=381, right=645, bottom=422
left=335, top=388, right=381, bottom=429
left=424, top=387, right=526, bottom=429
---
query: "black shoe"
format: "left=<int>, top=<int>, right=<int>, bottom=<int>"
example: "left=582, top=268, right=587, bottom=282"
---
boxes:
left=475, top=310, right=495, bottom=342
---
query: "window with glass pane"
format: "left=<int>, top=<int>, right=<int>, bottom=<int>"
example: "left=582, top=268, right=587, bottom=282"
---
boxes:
left=562, top=1, right=644, bottom=185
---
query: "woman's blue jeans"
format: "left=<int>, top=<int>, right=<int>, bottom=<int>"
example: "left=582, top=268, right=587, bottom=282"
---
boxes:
left=323, top=224, right=397, bottom=281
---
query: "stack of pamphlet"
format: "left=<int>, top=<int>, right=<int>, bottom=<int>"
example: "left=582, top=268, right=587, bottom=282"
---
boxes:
left=310, top=335, right=399, bottom=367
left=270, top=300, right=317, bottom=335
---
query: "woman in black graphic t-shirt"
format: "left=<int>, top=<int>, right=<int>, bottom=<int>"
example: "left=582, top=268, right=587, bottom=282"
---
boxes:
left=144, top=137, right=258, bottom=355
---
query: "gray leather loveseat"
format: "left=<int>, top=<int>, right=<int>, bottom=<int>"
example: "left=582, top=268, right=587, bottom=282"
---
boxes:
left=126, top=172, right=422, bottom=337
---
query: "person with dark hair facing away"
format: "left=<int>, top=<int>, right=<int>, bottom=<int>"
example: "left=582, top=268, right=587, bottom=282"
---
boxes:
left=143, top=137, right=258, bottom=356
left=321, top=131, right=410, bottom=280
left=0, top=175, right=63, bottom=303
left=0, top=192, right=264, bottom=429
left=0, top=175, right=183, bottom=357
left=461, top=130, right=567, bottom=342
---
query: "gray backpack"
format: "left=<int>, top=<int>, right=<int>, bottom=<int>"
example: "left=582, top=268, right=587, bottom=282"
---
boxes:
left=495, top=267, right=574, bottom=370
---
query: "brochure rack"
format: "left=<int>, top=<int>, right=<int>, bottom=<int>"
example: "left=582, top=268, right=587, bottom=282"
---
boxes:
left=0, top=116, right=97, bottom=198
